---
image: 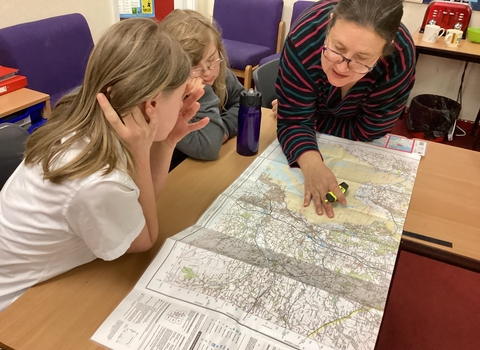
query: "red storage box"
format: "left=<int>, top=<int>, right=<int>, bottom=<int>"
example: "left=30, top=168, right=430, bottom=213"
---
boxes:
left=0, top=75, right=27, bottom=96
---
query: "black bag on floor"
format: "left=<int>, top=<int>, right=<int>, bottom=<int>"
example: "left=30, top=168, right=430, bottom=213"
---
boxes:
left=407, top=94, right=461, bottom=140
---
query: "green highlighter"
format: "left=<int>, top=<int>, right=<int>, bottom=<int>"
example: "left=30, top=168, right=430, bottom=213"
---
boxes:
left=324, top=182, right=349, bottom=203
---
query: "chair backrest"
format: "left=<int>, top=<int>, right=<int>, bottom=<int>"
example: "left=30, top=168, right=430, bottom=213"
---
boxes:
left=253, top=58, right=280, bottom=108
left=213, top=0, right=284, bottom=50
left=0, top=13, right=94, bottom=107
left=291, top=1, right=315, bottom=28
left=0, top=124, right=29, bottom=189
left=258, top=1, right=315, bottom=67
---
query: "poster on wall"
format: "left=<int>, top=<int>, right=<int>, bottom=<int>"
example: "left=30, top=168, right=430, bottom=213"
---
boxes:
left=118, top=0, right=155, bottom=18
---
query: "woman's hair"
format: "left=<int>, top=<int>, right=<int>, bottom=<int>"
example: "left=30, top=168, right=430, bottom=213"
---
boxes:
left=24, top=18, right=191, bottom=183
left=329, top=0, right=404, bottom=55
left=159, top=9, right=228, bottom=109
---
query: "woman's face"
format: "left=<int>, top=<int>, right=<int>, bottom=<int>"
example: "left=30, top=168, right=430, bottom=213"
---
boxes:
left=149, top=81, right=188, bottom=141
left=322, top=18, right=385, bottom=88
left=191, top=42, right=221, bottom=86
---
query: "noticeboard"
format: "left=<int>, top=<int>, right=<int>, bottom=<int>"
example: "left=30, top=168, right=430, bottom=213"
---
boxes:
left=118, top=0, right=155, bottom=18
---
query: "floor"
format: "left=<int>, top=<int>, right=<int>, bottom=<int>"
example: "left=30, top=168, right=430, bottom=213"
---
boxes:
left=376, top=251, right=480, bottom=350
left=391, top=112, right=479, bottom=151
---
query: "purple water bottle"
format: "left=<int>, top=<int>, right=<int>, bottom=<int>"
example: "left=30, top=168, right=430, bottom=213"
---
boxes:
left=237, top=88, right=262, bottom=156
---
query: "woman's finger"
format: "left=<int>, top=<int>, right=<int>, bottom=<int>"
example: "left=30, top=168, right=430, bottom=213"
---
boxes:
left=303, top=189, right=312, bottom=207
left=312, top=192, right=325, bottom=216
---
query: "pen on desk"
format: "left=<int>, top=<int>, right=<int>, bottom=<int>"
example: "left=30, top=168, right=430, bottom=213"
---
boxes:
left=324, top=182, right=349, bottom=203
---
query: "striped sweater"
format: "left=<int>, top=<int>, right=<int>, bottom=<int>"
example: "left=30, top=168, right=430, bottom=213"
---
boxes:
left=276, top=0, right=416, bottom=165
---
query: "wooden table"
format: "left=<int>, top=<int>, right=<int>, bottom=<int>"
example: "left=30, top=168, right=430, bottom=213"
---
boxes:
left=412, top=30, right=480, bottom=64
left=1, top=109, right=479, bottom=349
left=0, top=88, right=51, bottom=120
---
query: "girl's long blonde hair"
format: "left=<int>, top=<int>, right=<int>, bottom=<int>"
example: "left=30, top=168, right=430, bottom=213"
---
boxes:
left=159, top=9, right=228, bottom=109
left=24, top=18, right=191, bottom=183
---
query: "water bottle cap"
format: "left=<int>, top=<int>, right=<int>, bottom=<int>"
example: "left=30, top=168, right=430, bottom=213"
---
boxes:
left=240, top=88, right=262, bottom=107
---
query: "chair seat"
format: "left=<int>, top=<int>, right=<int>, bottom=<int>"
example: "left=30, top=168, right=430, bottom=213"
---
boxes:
left=223, top=39, right=274, bottom=69
left=259, top=52, right=281, bottom=66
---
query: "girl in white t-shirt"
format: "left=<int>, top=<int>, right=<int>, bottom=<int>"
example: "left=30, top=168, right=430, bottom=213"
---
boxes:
left=0, top=18, right=208, bottom=311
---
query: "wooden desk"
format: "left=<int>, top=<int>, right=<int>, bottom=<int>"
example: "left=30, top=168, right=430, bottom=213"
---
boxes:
left=0, top=88, right=51, bottom=120
left=1, top=110, right=479, bottom=349
left=413, top=30, right=480, bottom=64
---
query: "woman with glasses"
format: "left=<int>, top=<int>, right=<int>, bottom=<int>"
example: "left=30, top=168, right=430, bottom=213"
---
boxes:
left=159, top=10, right=245, bottom=163
left=276, top=0, right=415, bottom=218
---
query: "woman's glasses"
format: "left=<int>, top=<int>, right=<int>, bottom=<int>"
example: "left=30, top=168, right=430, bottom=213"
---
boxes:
left=190, top=54, right=224, bottom=79
left=322, top=45, right=376, bottom=74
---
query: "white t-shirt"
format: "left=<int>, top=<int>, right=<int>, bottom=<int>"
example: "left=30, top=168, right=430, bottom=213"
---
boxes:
left=0, top=139, right=146, bottom=311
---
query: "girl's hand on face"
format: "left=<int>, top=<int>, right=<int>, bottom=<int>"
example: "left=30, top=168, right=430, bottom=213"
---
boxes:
left=298, top=152, right=347, bottom=218
left=97, top=93, right=157, bottom=159
left=187, top=76, right=205, bottom=91
left=164, top=81, right=210, bottom=146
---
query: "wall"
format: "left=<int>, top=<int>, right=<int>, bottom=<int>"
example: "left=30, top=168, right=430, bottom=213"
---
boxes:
left=0, top=0, right=119, bottom=43
left=157, top=0, right=175, bottom=20
left=174, top=0, right=198, bottom=10
left=198, top=0, right=480, bottom=122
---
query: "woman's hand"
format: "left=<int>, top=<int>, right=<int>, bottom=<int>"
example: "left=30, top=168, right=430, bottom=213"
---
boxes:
left=271, top=99, right=278, bottom=118
left=164, top=81, right=210, bottom=146
left=297, top=151, right=347, bottom=218
left=97, top=93, right=156, bottom=160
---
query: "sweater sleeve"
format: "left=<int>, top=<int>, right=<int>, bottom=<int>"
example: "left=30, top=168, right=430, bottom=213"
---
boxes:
left=175, top=85, right=226, bottom=161
left=276, top=36, right=320, bottom=166
left=221, top=69, right=245, bottom=138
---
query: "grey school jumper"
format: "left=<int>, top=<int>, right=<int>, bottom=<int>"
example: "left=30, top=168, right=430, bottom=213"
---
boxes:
left=176, top=69, right=244, bottom=160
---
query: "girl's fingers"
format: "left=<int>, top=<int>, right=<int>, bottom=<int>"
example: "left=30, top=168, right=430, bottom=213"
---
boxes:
left=182, top=101, right=201, bottom=122
left=188, top=117, right=209, bottom=132
left=184, top=78, right=205, bottom=98
left=181, top=88, right=204, bottom=114
left=97, top=93, right=125, bottom=131
left=129, top=106, right=149, bottom=131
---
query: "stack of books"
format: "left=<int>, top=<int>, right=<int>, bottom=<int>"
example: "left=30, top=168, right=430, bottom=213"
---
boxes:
left=0, top=66, right=27, bottom=96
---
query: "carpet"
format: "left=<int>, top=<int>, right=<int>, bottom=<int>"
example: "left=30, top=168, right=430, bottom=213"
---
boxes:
left=376, top=251, right=480, bottom=349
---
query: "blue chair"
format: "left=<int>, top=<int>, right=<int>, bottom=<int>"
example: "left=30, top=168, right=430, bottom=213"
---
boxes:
left=0, top=124, right=29, bottom=189
left=213, top=0, right=284, bottom=90
left=259, top=1, right=315, bottom=66
left=0, top=13, right=94, bottom=108
left=253, top=58, right=280, bottom=108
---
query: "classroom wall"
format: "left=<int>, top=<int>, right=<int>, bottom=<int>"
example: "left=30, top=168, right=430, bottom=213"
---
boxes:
left=198, top=0, right=480, bottom=122
left=0, top=0, right=119, bottom=43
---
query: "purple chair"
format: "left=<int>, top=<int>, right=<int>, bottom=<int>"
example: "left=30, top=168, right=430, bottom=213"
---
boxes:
left=0, top=13, right=94, bottom=108
left=213, top=0, right=284, bottom=90
left=259, top=1, right=315, bottom=66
